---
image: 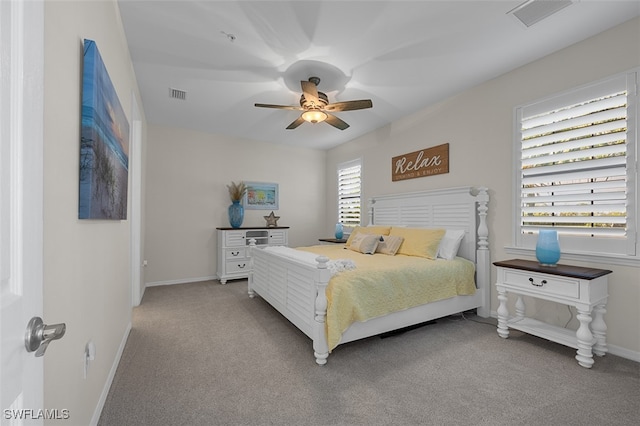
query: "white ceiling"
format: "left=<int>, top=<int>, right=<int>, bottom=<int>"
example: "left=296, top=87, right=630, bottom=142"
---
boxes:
left=118, top=0, right=640, bottom=150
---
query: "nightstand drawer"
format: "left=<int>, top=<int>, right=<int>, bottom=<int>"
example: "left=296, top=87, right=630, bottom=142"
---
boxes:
left=226, top=261, right=250, bottom=273
left=225, top=247, right=246, bottom=260
left=503, top=269, right=579, bottom=299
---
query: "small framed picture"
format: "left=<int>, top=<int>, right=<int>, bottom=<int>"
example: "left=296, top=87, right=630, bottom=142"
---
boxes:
left=243, top=182, right=279, bottom=210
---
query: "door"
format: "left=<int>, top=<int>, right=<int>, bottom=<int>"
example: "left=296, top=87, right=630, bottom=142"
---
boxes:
left=1, top=0, right=45, bottom=424
left=130, top=95, right=143, bottom=306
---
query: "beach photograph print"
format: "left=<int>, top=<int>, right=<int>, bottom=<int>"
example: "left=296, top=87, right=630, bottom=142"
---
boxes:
left=79, top=39, right=129, bottom=220
left=244, top=182, right=279, bottom=210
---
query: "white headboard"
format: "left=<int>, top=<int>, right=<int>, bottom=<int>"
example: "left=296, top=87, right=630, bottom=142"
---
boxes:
left=367, top=186, right=489, bottom=264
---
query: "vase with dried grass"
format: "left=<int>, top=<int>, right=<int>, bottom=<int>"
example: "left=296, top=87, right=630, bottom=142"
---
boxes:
left=226, top=181, right=246, bottom=228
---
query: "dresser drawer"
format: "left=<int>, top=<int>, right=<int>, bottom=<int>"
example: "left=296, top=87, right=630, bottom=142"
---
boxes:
left=225, top=247, right=246, bottom=260
left=503, top=269, right=579, bottom=299
left=226, top=260, right=250, bottom=273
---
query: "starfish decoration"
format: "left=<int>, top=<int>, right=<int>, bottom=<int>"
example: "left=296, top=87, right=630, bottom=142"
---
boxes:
left=264, top=211, right=280, bottom=227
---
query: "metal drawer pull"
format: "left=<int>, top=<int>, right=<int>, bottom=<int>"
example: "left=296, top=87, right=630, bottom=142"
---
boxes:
left=231, top=251, right=240, bottom=256
left=238, top=263, right=246, bottom=269
left=528, top=277, right=547, bottom=287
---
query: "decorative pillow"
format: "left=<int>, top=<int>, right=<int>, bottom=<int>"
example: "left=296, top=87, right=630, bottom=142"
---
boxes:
left=375, top=235, right=404, bottom=255
left=437, top=229, right=466, bottom=260
left=347, top=233, right=379, bottom=255
left=388, top=227, right=446, bottom=259
left=345, top=225, right=391, bottom=247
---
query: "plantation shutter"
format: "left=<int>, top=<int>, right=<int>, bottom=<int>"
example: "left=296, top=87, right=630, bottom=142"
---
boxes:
left=338, top=160, right=361, bottom=227
left=517, top=72, right=637, bottom=255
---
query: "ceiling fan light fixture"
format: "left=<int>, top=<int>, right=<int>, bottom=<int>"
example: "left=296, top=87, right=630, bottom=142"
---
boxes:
left=301, top=110, right=327, bottom=124
left=255, top=77, right=372, bottom=130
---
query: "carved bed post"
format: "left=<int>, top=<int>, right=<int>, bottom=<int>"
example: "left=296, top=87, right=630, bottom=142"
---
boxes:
left=313, top=255, right=331, bottom=365
left=475, top=187, right=490, bottom=318
left=247, top=238, right=256, bottom=298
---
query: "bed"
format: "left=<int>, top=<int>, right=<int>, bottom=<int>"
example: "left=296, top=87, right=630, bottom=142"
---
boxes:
left=248, top=186, right=490, bottom=365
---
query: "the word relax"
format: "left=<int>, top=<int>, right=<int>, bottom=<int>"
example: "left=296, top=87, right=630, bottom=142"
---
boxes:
left=394, top=150, right=443, bottom=174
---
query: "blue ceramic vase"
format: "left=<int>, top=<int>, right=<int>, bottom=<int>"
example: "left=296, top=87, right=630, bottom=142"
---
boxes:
left=536, top=229, right=561, bottom=266
left=335, top=223, right=344, bottom=240
left=228, top=200, right=244, bottom=228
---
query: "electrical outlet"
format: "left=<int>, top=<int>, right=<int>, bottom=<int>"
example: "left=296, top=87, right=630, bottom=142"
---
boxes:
left=143, top=260, right=148, bottom=266
left=83, top=340, right=96, bottom=379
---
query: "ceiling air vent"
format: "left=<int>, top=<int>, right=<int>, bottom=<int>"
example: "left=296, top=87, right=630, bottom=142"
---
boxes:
left=508, top=0, right=573, bottom=27
left=169, top=88, right=187, bottom=100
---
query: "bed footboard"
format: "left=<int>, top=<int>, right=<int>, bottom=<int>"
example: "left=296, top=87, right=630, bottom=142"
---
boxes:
left=248, top=241, right=332, bottom=365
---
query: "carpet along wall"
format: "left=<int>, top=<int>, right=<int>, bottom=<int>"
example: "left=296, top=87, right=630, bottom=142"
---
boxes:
left=144, top=124, right=327, bottom=285
left=326, top=18, right=640, bottom=359
left=43, top=1, right=147, bottom=424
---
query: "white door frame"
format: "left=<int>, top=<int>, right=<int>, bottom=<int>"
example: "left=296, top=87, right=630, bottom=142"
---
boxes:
left=0, top=0, right=45, bottom=422
left=130, top=94, right=143, bottom=306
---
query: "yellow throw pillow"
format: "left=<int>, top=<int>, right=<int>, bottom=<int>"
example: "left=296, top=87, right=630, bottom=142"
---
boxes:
left=389, top=227, right=446, bottom=259
left=345, top=225, right=391, bottom=247
left=347, top=233, right=379, bottom=255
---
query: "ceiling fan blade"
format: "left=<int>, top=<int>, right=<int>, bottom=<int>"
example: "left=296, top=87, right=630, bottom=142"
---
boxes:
left=324, top=99, right=373, bottom=112
left=324, top=113, right=350, bottom=130
left=301, top=80, right=320, bottom=104
left=255, top=103, right=303, bottom=111
left=286, top=116, right=305, bottom=130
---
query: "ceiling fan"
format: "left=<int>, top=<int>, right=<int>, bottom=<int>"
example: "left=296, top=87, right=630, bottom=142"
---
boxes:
left=255, top=77, right=373, bottom=130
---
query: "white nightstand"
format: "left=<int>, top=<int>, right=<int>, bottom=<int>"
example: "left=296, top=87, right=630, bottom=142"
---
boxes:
left=494, top=259, right=612, bottom=368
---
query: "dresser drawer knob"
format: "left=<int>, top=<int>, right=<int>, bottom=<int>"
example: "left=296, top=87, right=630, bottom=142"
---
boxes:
left=529, top=277, right=547, bottom=287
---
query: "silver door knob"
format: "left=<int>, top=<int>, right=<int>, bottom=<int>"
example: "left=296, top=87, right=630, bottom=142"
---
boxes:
left=24, top=316, right=66, bottom=357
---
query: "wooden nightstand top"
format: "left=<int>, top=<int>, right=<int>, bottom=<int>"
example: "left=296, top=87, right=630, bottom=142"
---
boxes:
left=318, top=238, right=347, bottom=244
left=493, top=259, right=612, bottom=280
left=216, top=226, right=290, bottom=230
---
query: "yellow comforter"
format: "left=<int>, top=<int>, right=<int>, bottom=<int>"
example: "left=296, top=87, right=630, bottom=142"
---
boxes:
left=297, top=245, right=476, bottom=351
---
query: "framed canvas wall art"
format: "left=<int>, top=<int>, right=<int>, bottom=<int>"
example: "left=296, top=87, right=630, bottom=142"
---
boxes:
left=79, top=39, right=129, bottom=220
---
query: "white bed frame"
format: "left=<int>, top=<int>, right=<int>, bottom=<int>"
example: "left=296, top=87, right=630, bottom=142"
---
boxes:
left=248, top=186, right=490, bottom=365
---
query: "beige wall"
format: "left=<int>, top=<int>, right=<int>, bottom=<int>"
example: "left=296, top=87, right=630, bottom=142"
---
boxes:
left=144, top=124, right=327, bottom=285
left=43, top=1, right=146, bottom=424
left=38, top=6, right=638, bottom=424
left=326, top=18, right=640, bottom=359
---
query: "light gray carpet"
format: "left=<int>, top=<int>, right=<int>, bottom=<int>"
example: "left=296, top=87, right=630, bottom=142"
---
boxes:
left=99, top=280, right=639, bottom=426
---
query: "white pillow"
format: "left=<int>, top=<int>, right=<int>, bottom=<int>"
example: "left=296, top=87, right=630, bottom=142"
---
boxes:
left=437, top=229, right=466, bottom=260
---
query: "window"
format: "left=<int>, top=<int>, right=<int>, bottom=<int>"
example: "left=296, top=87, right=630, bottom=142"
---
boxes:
left=337, top=159, right=362, bottom=228
left=514, top=70, right=638, bottom=259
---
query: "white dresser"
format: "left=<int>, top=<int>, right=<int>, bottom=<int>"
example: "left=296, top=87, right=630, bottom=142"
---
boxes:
left=216, top=227, right=289, bottom=284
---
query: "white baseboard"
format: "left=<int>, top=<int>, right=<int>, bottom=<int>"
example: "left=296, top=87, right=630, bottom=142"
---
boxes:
left=137, top=284, right=146, bottom=306
left=608, top=343, right=640, bottom=363
left=489, top=311, right=639, bottom=363
left=146, top=275, right=218, bottom=287
left=90, top=321, right=132, bottom=426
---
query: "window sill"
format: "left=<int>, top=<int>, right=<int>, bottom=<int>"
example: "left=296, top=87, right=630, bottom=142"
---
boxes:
left=504, top=246, right=640, bottom=268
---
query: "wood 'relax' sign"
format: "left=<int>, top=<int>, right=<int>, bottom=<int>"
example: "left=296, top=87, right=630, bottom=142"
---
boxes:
left=392, top=143, right=449, bottom=182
